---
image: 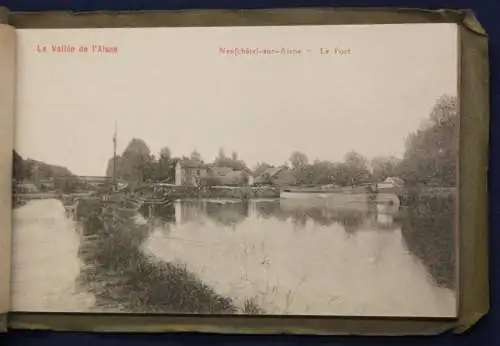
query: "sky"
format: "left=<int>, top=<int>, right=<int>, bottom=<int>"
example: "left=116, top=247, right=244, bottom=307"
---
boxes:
left=15, top=23, right=458, bottom=176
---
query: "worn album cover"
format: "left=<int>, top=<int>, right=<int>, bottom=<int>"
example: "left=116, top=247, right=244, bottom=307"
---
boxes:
left=2, top=7, right=489, bottom=335
left=0, top=21, right=15, bottom=332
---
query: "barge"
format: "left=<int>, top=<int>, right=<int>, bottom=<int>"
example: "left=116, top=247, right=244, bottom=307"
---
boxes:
left=280, top=184, right=402, bottom=210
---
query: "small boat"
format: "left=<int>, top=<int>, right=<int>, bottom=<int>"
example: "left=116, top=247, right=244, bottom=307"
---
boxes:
left=124, top=197, right=143, bottom=209
left=113, top=205, right=139, bottom=218
left=137, top=196, right=171, bottom=206
left=280, top=185, right=401, bottom=210
left=102, top=193, right=143, bottom=218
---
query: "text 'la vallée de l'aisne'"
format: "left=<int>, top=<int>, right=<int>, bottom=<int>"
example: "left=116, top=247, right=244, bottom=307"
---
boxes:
left=36, top=44, right=119, bottom=54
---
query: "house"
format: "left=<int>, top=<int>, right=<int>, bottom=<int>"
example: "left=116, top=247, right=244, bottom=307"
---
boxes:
left=39, top=178, right=55, bottom=191
left=248, top=174, right=255, bottom=186
left=16, top=181, right=39, bottom=193
left=209, top=166, right=234, bottom=177
left=211, top=163, right=254, bottom=186
left=175, top=160, right=209, bottom=186
left=217, top=170, right=250, bottom=186
left=253, top=166, right=296, bottom=186
left=175, top=159, right=254, bottom=187
left=377, top=177, right=405, bottom=189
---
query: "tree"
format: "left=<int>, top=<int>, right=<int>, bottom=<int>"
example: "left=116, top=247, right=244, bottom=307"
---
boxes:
left=333, top=163, right=350, bottom=186
left=105, top=156, right=120, bottom=178
left=118, top=138, right=153, bottom=182
left=159, top=147, right=171, bottom=160
left=190, top=150, right=203, bottom=162
left=343, top=151, right=370, bottom=185
left=142, top=155, right=157, bottom=182
left=217, top=148, right=226, bottom=161
left=215, top=157, right=249, bottom=171
left=13, top=150, right=27, bottom=181
left=430, top=94, right=457, bottom=126
left=214, top=148, right=250, bottom=172
left=154, top=146, right=173, bottom=182
left=399, top=95, right=458, bottom=187
left=253, top=162, right=273, bottom=177
left=370, top=156, right=401, bottom=182
left=231, top=151, right=238, bottom=161
left=123, top=138, right=151, bottom=157
left=54, top=177, right=86, bottom=194
left=308, top=160, right=337, bottom=185
left=289, top=151, right=309, bottom=170
left=257, top=172, right=273, bottom=185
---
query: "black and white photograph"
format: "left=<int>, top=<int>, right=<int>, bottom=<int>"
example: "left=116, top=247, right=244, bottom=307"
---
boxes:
left=12, top=23, right=459, bottom=317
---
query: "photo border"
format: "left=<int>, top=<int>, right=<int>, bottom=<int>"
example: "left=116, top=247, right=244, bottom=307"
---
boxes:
left=4, top=7, right=489, bottom=335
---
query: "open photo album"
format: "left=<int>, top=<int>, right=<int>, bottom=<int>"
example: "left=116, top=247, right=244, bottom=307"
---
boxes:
left=0, top=8, right=489, bottom=335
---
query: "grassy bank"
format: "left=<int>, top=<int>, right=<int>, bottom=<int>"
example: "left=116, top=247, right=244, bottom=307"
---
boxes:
left=75, top=199, right=263, bottom=314
left=12, top=198, right=27, bottom=209
left=148, top=185, right=280, bottom=199
left=400, top=190, right=456, bottom=290
left=399, top=187, right=456, bottom=208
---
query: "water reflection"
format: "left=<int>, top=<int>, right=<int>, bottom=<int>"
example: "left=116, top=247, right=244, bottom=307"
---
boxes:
left=143, top=198, right=456, bottom=291
left=12, top=196, right=457, bottom=317
left=171, top=199, right=401, bottom=234
left=400, top=195, right=456, bottom=290
left=76, top=199, right=236, bottom=314
left=142, top=197, right=457, bottom=317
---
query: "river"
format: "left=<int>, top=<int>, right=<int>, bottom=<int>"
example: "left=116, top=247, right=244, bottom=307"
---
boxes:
left=10, top=197, right=457, bottom=317
left=11, top=199, right=95, bottom=312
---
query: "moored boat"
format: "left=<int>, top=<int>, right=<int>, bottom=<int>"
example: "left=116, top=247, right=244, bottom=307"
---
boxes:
left=280, top=185, right=401, bottom=210
left=137, top=196, right=171, bottom=206
left=114, top=205, right=139, bottom=218
left=124, top=197, right=143, bottom=209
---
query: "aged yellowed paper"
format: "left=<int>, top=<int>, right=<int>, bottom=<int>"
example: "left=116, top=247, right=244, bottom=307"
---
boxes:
left=12, top=23, right=458, bottom=318
left=5, top=7, right=489, bottom=336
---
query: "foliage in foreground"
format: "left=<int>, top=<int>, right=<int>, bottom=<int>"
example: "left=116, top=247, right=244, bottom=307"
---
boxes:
left=77, top=207, right=239, bottom=314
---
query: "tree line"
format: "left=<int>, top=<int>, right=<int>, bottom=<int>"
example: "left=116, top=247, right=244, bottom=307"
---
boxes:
left=288, top=94, right=457, bottom=187
left=12, top=93, right=457, bottom=191
left=105, top=94, right=457, bottom=188
left=105, top=141, right=251, bottom=185
left=12, top=151, right=87, bottom=193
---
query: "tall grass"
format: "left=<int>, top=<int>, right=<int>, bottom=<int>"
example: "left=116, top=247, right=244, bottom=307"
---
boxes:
left=76, top=203, right=239, bottom=314
left=400, top=191, right=456, bottom=290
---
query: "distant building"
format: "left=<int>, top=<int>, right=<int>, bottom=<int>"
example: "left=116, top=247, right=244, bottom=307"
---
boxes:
left=209, top=166, right=234, bottom=177
left=175, top=160, right=253, bottom=187
left=39, top=178, right=55, bottom=190
left=377, top=177, right=405, bottom=188
left=175, top=160, right=209, bottom=186
left=217, top=170, right=250, bottom=186
left=253, top=166, right=295, bottom=186
left=248, top=173, right=255, bottom=186
left=211, top=163, right=253, bottom=186
left=16, top=181, right=39, bottom=193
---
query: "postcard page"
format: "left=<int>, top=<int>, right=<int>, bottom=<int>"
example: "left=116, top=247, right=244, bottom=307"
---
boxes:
left=0, top=23, right=15, bottom=331
left=13, top=23, right=459, bottom=318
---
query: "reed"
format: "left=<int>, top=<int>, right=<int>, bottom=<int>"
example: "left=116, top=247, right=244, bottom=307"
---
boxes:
left=77, top=206, right=238, bottom=314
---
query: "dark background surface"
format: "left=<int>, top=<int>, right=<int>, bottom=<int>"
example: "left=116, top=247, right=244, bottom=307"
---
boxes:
left=0, top=0, right=496, bottom=345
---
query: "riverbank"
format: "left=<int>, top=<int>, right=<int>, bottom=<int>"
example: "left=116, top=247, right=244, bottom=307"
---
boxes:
left=12, top=198, right=27, bottom=209
left=76, top=199, right=260, bottom=314
left=400, top=188, right=456, bottom=290
left=150, top=185, right=280, bottom=199
left=399, top=187, right=456, bottom=207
